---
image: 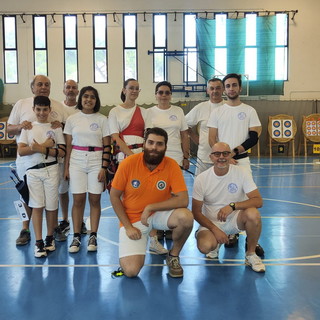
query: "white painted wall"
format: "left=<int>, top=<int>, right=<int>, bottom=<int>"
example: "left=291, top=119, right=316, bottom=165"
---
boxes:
left=0, top=0, right=319, bottom=105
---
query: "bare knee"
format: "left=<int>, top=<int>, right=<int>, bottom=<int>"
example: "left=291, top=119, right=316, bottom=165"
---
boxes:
left=121, top=266, right=141, bottom=278
left=170, top=208, right=194, bottom=228
left=243, top=208, right=261, bottom=224
left=120, top=256, right=144, bottom=278
left=197, top=239, right=217, bottom=254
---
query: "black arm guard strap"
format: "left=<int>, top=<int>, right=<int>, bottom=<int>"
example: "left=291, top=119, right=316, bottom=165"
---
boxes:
left=241, top=131, right=259, bottom=151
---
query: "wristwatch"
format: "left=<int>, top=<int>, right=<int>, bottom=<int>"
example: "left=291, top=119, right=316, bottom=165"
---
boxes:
left=233, top=148, right=239, bottom=155
left=229, top=202, right=236, bottom=211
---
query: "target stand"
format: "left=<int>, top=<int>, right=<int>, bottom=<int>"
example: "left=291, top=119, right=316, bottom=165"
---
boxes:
left=301, top=113, right=320, bottom=156
left=0, top=117, right=16, bottom=158
left=268, top=114, right=297, bottom=157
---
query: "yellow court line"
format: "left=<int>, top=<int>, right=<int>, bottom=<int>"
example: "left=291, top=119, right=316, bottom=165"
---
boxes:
left=0, top=180, right=13, bottom=186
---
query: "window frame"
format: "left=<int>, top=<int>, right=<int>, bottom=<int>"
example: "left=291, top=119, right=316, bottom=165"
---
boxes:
left=63, top=14, right=79, bottom=82
left=33, top=14, right=48, bottom=76
left=2, top=15, right=18, bottom=84
left=183, top=13, right=198, bottom=83
left=93, top=14, right=108, bottom=83
left=153, top=13, right=168, bottom=83
left=123, top=13, right=138, bottom=81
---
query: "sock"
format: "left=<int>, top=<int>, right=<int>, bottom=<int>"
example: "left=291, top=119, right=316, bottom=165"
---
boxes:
left=90, top=232, right=97, bottom=237
left=74, top=233, right=81, bottom=239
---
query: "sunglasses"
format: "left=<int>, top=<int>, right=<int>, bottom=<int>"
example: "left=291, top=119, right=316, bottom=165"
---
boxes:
left=156, top=90, right=171, bottom=95
left=211, top=151, right=231, bottom=157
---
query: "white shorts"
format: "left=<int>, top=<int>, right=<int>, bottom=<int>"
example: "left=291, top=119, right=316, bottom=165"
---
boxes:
left=197, top=210, right=242, bottom=236
left=58, top=162, right=69, bottom=194
left=15, top=156, right=27, bottom=180
left=69, top=149, right=104, bottom=194
left=119, top=209, right=173, bottom=258
left=26, top=164, right=59, bottom=210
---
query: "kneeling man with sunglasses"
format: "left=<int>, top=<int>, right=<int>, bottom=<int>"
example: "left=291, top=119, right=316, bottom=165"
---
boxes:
left=192, top=142, right=265, bottom=273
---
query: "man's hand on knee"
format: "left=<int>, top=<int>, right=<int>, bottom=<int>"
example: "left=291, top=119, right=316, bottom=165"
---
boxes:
left=125, top=226, right=142, bottom=240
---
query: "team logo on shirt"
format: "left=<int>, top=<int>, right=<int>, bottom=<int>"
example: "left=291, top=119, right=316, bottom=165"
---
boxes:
left=228, top=183, right=238, bottom=193
left=156, top=180, right=166, bottom=190
left=238, top=112, right=246, bottom=120
left=50, top=111, right=58, bottom=119
left=90, top=123, right=99, bottom=131
left=131, top=180, right=140, bottom=188
left=46, top=130, right=55, bottom=139
left=169, top=115, right=178, bottom=121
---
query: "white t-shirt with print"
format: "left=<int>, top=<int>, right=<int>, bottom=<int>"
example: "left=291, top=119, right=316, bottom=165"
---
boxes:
left=64, top=111, right=110, bottom=147
left=207, top=103, right=261, bottom=150
left=62, top=101, right=79, bottom=118
left=145, top=105, right=188, bottom=165
left=19, top=122, right=65, bottom=169
left=192, top=164, right=257, bottom=223
left=186, top=100, right=224, bottom=164
left=8, top=97, right=67, bottom=143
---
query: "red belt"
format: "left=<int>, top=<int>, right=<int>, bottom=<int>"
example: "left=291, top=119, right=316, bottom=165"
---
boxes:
left=72, top=145, right=103, bottom=152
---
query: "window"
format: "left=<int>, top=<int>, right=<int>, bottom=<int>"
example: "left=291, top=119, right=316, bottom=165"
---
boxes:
left=245, top=13, right=257, bottom=81
left=3, top=16, right=18, bottom=83
left=184, top=13, right=197, bottom=82
left=214, top=14, right=227, bottom=77
left=93, top=14, right=108, bottom=83
left=275, top=13, right=288, bottom=81
left=63, top=15, right=78, bottom=81
left=33, top=15, right=48, bottom=76
left=196, top=13, right=288, bottom=95
left=153, top=14, right=167, bottom=82
left=123, top=14, right=137, bottom=80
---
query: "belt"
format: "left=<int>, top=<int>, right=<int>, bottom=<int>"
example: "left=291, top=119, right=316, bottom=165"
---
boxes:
left=233, top=152, right=248, bottom=160
left=72, top=145, right=103, bottom=152
left=27, top=161, right=58, bottom=170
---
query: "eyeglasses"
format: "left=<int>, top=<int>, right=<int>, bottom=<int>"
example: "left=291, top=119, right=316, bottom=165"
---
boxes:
left=156, top=90, right=171, bottom=95
left=127, top=86, right=141, bottom=92
left=211, top=151, right=231, bottom=157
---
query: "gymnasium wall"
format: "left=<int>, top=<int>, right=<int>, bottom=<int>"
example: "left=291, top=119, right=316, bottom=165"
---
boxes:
left=0, top=0, right=319, bottom=106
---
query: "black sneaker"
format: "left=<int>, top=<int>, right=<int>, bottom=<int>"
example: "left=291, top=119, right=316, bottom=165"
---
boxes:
left=16, top=229, right=31, bottom=246
left=44, top=236, right=56, bottom=252
left=34, top=240, right=47, bottom=258
left=165, top=230, right=173, bottom=240
left=87, top=234, right=97, bottom=252
left=81, top=221, right=87, bottom=234
left=69, top=236, right=81, bottom=253
left=156, top=230, right=165, bottom=240
left=54, top=226, right=67, bottom=242
left=225, top=233, right=239, bottom=248
left=245, top=237, right=265, bottom=257
left=59, top=220, right=70, bottom=236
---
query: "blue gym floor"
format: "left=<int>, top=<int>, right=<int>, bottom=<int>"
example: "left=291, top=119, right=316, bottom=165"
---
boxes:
left=0, top=156, right=319, bottom=320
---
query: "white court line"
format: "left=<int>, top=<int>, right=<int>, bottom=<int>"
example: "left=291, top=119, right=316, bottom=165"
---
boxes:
left=255, top=172, right=320, bottom=178
left=1, top=262, right=320, bottom=268
left=263, top=198, right=320, bottom=209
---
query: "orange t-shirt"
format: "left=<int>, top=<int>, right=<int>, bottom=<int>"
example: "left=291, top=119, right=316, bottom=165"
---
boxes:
left=112, top=152, right=187, bottom=224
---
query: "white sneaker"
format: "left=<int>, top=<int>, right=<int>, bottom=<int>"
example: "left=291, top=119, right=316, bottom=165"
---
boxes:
left=245, top=253, right=266, bottom=273
left=206, top=244, right=220, bottom=259
left=149, top=236, right=168, bottom=255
